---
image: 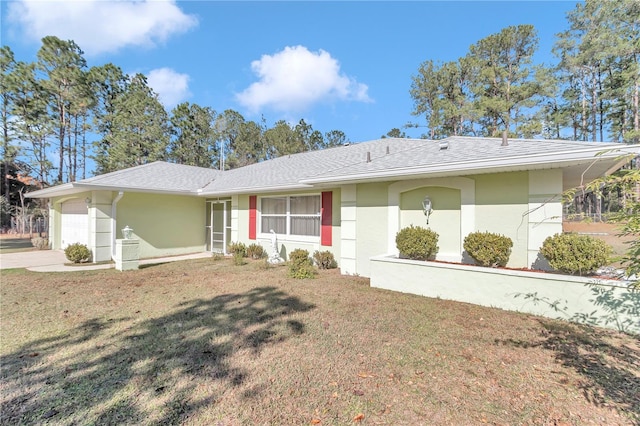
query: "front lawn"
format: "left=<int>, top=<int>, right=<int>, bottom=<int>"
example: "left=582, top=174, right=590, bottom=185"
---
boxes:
left=1, top=258, right=638, bottom=425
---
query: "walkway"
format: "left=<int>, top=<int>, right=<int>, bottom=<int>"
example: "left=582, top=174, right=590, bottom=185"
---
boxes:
left=0, top=250, right=211, bottom=272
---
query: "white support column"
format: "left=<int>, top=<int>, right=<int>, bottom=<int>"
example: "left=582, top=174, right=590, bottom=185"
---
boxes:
left=340, top=185, right=357, bottom=275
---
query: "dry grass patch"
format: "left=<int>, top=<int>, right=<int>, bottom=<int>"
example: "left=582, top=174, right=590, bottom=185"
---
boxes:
left=1, top=258, right=638, bottom=425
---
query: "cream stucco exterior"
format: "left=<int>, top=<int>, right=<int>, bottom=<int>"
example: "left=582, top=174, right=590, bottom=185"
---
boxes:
left=42, top=170, right=568, bottom=276
left=32, top=137, right=634, bottom=275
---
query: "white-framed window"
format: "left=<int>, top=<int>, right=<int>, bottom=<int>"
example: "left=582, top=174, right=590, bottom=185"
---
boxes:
left=260, top=195, right=321, bottom=238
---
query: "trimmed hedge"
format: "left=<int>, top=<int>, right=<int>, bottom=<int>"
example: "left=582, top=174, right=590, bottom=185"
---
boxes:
left=313, top=250, right=337, bottom=269
left=64, top=243, right=91, bottom=263
left=247, top=243, right=266, bottom=259
left=288, top=248, right=316, bottom=279
left=395, top=225, right=439, bottom=261
left=540, top=233, right=612, bottom=276
left=463, top=231, right=513, bottom=267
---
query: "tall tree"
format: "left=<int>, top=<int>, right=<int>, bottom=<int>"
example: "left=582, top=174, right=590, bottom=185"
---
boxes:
left=88, top=63, right=127, bottom=174
left=1, top=46, right=19, bottom=204
left=102, top=73, right=169, bottom=171
left=554, top=0, right=640, bottom=143
left=213, top=109, right=245, bottom=170
left=168, top=102, right=217, bottom=168
left=36, top=36, right=87, bottom=183
left=264, top=120, right=298, bottom=159
left=10, top=60, right=53, bottom=187
left=324, top=129, right=349, bottom=147
left=467, top=25, right=544, bottom=137
left=228, top=119, right=266, bottom=168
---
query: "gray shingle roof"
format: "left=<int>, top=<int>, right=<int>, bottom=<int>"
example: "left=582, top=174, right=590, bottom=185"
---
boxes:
left=28, top=137, right=637, bottom=199
left=82, top=161, right=220, bottom=192
left=201, top=136, right=628, bottom=193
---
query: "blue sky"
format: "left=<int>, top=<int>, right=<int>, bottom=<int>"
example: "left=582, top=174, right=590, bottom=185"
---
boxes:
left=2, top=1, right=578, bottom=143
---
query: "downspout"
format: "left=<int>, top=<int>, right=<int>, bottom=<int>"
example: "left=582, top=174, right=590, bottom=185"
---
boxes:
left=111, top=191, right=124, bottom=259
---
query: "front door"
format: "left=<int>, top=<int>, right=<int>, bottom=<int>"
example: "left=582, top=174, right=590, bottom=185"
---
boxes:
left=206, top=200, right=231, bottom=254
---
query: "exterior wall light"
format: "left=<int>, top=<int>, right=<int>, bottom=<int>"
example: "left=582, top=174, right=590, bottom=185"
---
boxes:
left=85, top=197, right=91, bottom=207
left=422, top=196, right=433, bottom=224
left=122, top=225, right=133, bottom=239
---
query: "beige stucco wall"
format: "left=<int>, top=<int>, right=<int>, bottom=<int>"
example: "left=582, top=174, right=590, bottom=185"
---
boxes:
left=473, top=172, right=530, bottom=267
left=116, top=193, right=206, bottom=259
left=400, top=186, right=461, bottom=258
left=236, top=189, right=341, bottom=262
left=355, top=182, right=390, bottom=277
left=350, top=170, right=563, bottom=277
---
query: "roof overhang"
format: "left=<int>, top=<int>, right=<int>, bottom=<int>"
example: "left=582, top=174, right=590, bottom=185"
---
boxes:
left=299, top=145, right=640, bottom=188
left=26, top=182, right=202, bottom=199
left=198, top=183, right=314, bottom=197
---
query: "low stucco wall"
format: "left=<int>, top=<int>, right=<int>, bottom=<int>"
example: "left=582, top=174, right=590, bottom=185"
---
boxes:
left=370, top=255, right=639, bottom=334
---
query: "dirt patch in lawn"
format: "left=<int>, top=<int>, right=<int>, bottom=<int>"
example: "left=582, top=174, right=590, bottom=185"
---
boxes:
left=563, top=221, right=634, bottom=267
left=1, top=259, right=638, bottom=425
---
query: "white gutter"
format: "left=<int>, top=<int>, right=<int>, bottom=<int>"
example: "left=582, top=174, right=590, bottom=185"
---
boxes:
left=111, top=191, right=124, bottom=259
left=299, top=145, right=640, bottom=185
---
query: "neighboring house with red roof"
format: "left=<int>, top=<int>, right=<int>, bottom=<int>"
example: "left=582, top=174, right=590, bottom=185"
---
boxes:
left=27, top=136, right=639, bottom=277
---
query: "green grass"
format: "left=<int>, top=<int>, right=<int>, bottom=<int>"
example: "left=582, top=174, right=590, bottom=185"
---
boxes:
left=1, top=258, right=638, bottom=425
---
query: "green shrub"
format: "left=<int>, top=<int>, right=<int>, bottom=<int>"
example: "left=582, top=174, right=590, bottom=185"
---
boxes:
left=227, top=241, right=247, bottom=257
left=233, top=251, right=246, bottom=266
left=395, top=225, right=439, bottom=261
left=64, top=243, right=91, bottom=263
left=31, top=237, right=49, bottom=250
left=312, top=250, right=337, bottom=269
left=540, top=233, right=612, bottom=276
left=463, top=231, right=513, bottom=267
left=247, top=243, right=266, bottom=259
left=288, top=248, right=316, bottom=279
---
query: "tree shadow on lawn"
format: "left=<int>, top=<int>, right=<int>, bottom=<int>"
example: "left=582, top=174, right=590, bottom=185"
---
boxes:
left=0, top=286, right=314, bottom=425
left=496, top=320, right=640, bottom=423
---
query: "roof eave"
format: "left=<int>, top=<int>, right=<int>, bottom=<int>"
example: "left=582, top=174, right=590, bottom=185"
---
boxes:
left=199, top=183, right=314, bottom=197
left=299, top=146, right=640, bottom=185
left=27, top=182, right=203, bottom=198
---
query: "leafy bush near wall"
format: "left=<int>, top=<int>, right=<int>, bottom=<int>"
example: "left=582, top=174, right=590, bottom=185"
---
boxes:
left=540, top=233, right=612, bottom=276
left=463, top=231, right=513, bottom=267
left=31, top=237, right=49, bottom=250
left=395, top=225, right=439, bottom=261
left=313, top=250, right=337, bottom=269
left=227, top=241, right=247, bottom=257
left=64, top=243, right=91, bottom=263
left=288, top=248, right=316, bottom=279
left=247, top=243, right=266, bottom=259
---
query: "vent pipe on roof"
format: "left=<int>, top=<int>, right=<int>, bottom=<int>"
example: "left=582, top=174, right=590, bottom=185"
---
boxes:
left=386, top=146, right=390, bottom=155
left=366, top=151, right=371, bottom=163
left=501, top=130, right=509, bottom=146
left=439, top=141, right=449, bottom=150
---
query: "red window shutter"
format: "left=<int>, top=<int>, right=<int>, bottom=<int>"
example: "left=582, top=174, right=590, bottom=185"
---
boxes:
left=321, top=191, right=332, bottom=246
left=249, top=195, right=257, bottom=240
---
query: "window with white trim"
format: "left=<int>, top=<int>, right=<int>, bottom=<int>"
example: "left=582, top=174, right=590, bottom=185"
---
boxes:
left=260, top=195, right=321, bottom=237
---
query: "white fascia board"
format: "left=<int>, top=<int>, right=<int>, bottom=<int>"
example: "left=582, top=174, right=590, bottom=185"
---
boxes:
left=198, top=183, right=313, bottom=197
left=27, top=182, right=202, bottom=198
left=299, top=145, right=640, bottom=185
left=26, top=183, right=80, bottom=198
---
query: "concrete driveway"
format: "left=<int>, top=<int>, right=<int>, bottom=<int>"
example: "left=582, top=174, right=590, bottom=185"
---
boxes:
left=1, top=250, right=68, bottom=270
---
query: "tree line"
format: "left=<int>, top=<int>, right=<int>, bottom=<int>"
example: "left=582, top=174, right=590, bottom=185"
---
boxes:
left=1, top=37, right=349, bottom=201
left=409, top=0, right=639, bottom=143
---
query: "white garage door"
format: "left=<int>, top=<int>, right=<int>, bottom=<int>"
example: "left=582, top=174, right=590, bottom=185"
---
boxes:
left=61, top=198, right=89, bottom=249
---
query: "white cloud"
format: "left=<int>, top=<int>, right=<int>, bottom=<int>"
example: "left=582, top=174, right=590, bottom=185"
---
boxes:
left=236, top=45, right=372, bottom=114
left=7, top=0, right=198, bottom=56
left=146, top=68, right=191, bottom=109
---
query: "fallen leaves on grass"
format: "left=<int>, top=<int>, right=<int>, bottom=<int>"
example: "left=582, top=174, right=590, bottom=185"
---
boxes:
left=353, top=413, right=365, bottom=422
